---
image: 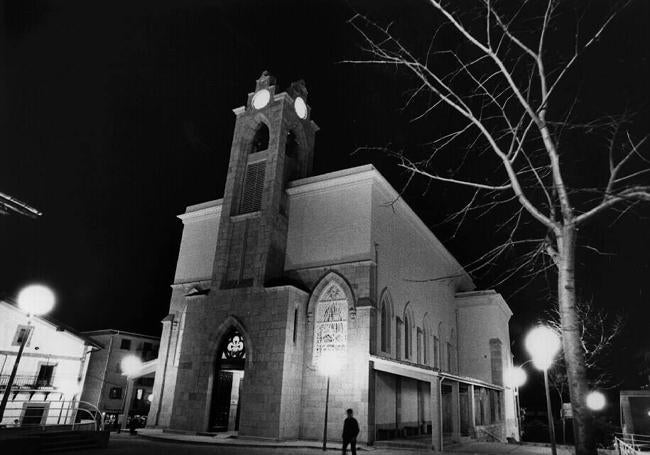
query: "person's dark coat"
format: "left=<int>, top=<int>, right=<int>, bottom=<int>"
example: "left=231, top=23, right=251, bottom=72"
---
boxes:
left=342, top=417, right=360, bottom=440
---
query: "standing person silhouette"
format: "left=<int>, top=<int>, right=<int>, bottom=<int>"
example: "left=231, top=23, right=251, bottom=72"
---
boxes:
left=342, top=408, right=359, bottom=455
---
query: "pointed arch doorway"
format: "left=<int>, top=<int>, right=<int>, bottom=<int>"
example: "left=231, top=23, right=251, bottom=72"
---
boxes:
left=209, top=328, right=246, bottom=432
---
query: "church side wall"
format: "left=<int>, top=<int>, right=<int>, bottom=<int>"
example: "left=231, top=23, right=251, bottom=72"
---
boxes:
left=370, top=182, right=460, bottom=366
left=456, top=293, right=519, bottom=440
left=455, top=294, right=511, bottom=384
left=285, top=179, right=373, bottom=270
left=174, top=206, right=221, bottom=284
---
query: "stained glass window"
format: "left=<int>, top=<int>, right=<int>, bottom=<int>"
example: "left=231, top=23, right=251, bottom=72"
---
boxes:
left=313, top=282, right=348, bottom=364
left=221, top=331, right=246, bottom=360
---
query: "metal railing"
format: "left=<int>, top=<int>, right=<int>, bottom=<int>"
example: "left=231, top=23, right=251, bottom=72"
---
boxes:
left=0, top=374, right=53, bottom=389
left=615, top=433, right=650, bottom=454
left=476, top=426, right=502, bottom=442
left=0, top=399, right=104, bottom=434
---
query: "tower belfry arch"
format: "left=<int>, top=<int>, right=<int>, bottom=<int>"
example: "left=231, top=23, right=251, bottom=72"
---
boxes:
left=212, top=71, right=319, bottom=290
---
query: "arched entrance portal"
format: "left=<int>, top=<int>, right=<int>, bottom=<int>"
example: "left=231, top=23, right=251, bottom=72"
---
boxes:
left=209, top=328, right=246, bottom=432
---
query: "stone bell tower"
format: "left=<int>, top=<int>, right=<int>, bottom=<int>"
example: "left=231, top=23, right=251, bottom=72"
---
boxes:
left=212, top=71, right=319, bottom=289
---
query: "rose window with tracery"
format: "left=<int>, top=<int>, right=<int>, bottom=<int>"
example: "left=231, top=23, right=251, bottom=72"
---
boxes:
left=218, top=330, right=246, bottom=369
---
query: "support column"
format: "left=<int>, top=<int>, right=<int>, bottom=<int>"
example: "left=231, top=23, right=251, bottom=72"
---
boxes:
left=451, top=381, right=461, bottom=442
left=395, top=376, right=402, bottom=435
left=468, top=384, right=476, bottom=438
left=430, top=377, right=441, bottom=452
left=367, top=364, right=376, bottom=445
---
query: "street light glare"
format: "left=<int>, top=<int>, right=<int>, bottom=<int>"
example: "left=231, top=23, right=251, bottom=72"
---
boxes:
left=17, top=284, right=56, bottom=316
left=586, top=391, right=606, bottom=411
left=121, top=355, right=143, bottom=376
left=506, top=366, right=528, bottom=388
left=525, top=326, right=561, bottom=370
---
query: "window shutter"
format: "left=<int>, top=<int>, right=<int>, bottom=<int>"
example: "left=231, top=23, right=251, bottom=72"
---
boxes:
left=239, top=161, right=265, bottom=214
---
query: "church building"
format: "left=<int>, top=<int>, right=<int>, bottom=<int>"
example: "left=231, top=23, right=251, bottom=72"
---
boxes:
left=147, top=72, right=519, bottom=449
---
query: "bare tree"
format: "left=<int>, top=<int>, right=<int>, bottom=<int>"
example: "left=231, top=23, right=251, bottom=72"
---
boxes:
left=547, top=303, right=623, bottom=445
left=0, top=191, right=41, bottom=218
left=347, top=2, right=648, bottom=454
left=548, top=302, right=624, bottom=402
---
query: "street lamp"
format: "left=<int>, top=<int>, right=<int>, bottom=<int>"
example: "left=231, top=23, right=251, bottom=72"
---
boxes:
left=318, top=351, right=342, bottom=451
left=506, top=366, right=528, bottom=388
left=586, top=391, right=606, bottom=411
left=525, top=326, right=561, bottom=455
left=0, top=284, right=56, bottom=421
left=119, top=355, right=144, bottom=431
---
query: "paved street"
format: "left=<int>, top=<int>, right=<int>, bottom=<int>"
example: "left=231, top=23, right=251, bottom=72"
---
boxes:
left=55, top=433, right=432, bottom=455
left=58, top=435, right=325, bottom=455
left=54, top=433, right=587, bottom=455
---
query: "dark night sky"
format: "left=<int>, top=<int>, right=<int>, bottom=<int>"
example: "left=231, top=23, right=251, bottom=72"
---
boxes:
left=2, top=0, right=649, bottom=410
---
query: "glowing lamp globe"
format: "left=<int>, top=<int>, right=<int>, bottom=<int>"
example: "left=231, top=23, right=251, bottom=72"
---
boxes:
left=586, top=391, right=606, bottom=411
left=525, top=326, right=561, bottom=370
left=17, top=284, right=56, bottom=316
left=121, top=355, right=143, bottom=376
left=506, top=366, right=528, bottom=388
left=317, top=351, right=342, bottom=376
left=147, top=393, right=154, bottom=403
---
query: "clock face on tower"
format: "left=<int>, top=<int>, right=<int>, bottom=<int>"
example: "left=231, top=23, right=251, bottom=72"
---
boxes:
left=294, top=97, right=308, bottom=119
left=252, top=89, right=271, bottom=109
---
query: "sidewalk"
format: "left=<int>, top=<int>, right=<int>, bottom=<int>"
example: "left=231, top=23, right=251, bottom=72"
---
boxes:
left=135, top=428, right=595, bottom=454
left=137, top=428, right=375, bottom=451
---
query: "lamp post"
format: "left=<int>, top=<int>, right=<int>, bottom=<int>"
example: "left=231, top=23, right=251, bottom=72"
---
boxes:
left=318, top=351, right=342, bottom=451
left=119, top=355, right=143, bottom=430
left=525, top=326, right=561, bottom=455
left=0, top=284, right=56, bottom=421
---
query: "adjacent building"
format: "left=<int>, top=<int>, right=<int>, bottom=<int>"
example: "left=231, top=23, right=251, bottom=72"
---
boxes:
left=80, top=330, right=159, bottom=426
left=147, top=72, right=519, bottom=449
left=0, top=300, right=100, bottom=426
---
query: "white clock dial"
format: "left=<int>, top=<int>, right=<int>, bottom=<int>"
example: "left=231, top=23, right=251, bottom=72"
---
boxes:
left=252, top=89, right=271, bottom=109
left=294, top=97, right=308, bottom=119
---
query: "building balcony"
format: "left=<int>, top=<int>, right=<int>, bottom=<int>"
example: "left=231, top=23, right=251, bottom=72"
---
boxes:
left=0, top=374, right=55, bottom=390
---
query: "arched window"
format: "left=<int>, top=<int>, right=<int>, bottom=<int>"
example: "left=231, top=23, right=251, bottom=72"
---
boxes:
left=404, top=314, right=410, bottom=360
left=422, top=327, right=428, bottom=365
left=380, top=303, right=387, bottom=352
left=313, top=282, right=348, bottom=365
left=251, top=123, right=269, bottom=153
left=285, top=130, right=298, bottom=158
left=422, top=313, right=431, bottom=366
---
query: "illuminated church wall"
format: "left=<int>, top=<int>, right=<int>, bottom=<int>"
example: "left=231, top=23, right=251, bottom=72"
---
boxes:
left=149, top=73, right=517, bottom=445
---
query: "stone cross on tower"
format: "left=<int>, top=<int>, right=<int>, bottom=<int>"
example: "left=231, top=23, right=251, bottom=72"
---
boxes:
left=212, top=71, right=319, bottom=289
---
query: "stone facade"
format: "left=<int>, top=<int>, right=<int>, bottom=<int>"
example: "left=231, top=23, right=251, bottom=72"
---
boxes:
left=148, top=73, right=519, bottom=448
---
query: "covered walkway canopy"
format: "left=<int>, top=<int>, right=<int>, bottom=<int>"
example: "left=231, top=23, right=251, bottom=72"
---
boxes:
left=370, top=355, right=505, bottom=451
